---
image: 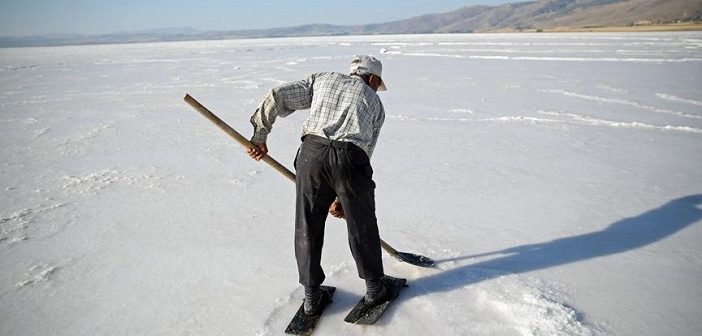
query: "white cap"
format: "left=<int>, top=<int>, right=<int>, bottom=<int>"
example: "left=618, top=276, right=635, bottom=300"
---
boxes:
left=349, top=55, right=387, bottom=91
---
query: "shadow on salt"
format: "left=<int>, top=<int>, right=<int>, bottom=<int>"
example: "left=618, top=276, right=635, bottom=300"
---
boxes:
left=411, top=194, right=702, bottom=298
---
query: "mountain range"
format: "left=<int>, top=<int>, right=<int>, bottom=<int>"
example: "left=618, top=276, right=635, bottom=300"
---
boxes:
left=2, top=0, right=701, bottom=47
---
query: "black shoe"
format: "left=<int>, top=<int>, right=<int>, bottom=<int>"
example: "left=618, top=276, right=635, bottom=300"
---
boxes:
left=364, top=277, right=393, bottom=306
left=303, top=289, right=326, bottom=316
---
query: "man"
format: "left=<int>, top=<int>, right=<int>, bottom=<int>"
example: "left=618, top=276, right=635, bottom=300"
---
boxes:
left=246, top=55, right=397, bottom=316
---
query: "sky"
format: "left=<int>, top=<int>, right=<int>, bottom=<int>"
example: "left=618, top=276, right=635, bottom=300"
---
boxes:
left=0, top=0, right=515, bottom=36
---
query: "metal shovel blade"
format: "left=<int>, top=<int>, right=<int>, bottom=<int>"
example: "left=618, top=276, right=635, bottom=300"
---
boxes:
left=394, top=251, right=435, bottom=268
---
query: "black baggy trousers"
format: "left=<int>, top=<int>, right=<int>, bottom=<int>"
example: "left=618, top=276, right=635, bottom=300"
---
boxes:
left=294, top=135, right=384, bottom=286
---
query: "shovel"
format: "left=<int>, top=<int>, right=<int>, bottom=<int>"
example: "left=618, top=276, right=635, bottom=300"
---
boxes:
left=184, top=94, right=434, bottom=268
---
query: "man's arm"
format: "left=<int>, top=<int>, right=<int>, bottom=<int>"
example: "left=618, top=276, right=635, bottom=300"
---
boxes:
left=365, top=100, right=385, bottom=159
left=328, top=99, right=384, bottom=219
left=247, top=75, right=315, bottom=160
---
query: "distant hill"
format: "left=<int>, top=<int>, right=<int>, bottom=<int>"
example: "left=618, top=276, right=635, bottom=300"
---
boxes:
left=2, top=0, right=701, bottom=47
left=421, top=0, right=702, bottom=32
left=347, top=0, right=702, bottom=33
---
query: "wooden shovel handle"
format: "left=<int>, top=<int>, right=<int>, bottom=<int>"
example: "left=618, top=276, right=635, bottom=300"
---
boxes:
left=184, top=94, right=296, bottom=182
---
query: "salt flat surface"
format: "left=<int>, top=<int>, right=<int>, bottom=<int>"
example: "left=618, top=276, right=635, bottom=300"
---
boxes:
left=1, top=32, right=701, bottom=336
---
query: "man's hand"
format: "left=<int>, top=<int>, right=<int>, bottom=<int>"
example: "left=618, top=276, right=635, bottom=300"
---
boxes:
left=246, top=142, right=268, bottom=161
left=329, top=198, right=345, bottom=219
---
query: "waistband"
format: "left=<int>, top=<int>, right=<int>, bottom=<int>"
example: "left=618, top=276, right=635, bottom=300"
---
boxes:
left=302, top=134, right=355, bottom=149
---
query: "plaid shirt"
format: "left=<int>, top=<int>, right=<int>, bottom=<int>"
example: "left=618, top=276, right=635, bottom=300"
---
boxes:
left=250, top=72, right=385, bottom=158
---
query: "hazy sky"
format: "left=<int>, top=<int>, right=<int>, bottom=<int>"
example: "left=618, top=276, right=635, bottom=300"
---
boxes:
left=0, top=0, right=515, bottom=36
